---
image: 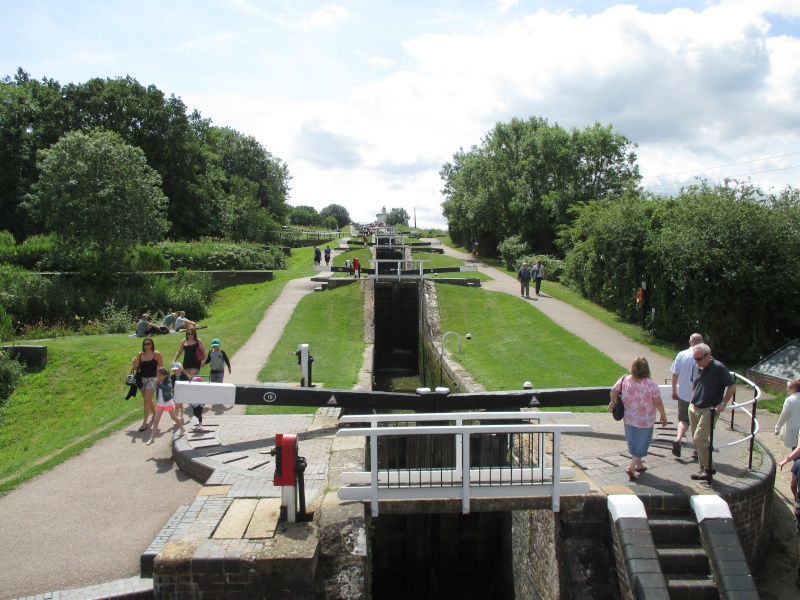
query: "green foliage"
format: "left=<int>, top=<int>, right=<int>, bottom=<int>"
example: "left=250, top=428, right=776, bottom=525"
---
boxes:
left=0, top=304, right=13, bottom=341
left=0, top=350, right=25, bottom=403
left=517, top=255, right=564, bottom=282
left=0, top=234, right=54, bottom=270
left=24, top=130, right=169, bottom=274
left=157, top=239, right=287, bottom=271
left=559, top=181, right=800, bottom=362
left=0, top=265, right=215, bottom=337
left=441, top=116, right=640, bottom=257
left=320, top=203, right=351, bottom=228
left=131, top=245, right=170, bottom=271
left=0, top=231, right=15, bottom=246
left=290, top=205, right=321, bottom=227
left=498, top=234, right=530, bottom=270
left=0, top=72, right=292, bottom=243
left=321, top=216, right=338, bottom=231
left=386, top=207, right=410, bottom=226
left=98, top=301, right=134, bottom=334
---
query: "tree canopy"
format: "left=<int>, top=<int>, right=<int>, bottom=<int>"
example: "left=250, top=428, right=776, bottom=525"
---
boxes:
left=319, top=203, right=350, bottom=229
left=386, top=207, right=410, bottom=226
left=0, top=69, right=291, bottom=242
left=440, top=116, right=640, bottom=256
left=24, top=129, right=169, bottom=273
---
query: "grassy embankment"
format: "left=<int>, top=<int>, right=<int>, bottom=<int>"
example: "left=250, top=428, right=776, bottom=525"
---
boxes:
left=0, top=245, right=323, bottom=495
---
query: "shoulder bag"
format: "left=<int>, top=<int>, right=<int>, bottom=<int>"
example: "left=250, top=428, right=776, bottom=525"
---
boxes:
left=612, top=379, right=625, bottom=421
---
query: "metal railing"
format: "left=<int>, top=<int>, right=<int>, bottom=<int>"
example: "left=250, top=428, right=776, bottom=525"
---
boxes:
left=374, top=259, right=430, bottom=281
left=712, top=372, right=762, bottom=473
left=336, top=412, right=591, bottom=516
left=660, top=372, right=761, bottom=479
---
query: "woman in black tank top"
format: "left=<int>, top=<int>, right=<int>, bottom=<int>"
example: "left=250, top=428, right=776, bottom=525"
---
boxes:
left=132, top=337, right=163, bottom=432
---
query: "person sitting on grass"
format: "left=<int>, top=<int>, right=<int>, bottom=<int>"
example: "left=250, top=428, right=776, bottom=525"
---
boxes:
left=174, top=311, right=196, bottom=332
left=146, top=366, right=186, bottom=445
left=161, top=312, right=178, bottom=332
left=136, top=314, right=161, bottom=337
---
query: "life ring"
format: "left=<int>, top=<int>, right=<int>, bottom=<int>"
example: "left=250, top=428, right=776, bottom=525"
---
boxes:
left=636, top=287, right=644, bottom=304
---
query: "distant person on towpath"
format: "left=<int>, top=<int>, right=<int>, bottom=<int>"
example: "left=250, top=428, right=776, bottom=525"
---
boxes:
left=313, top=245, right=322, bottom=265
left=517, top=262, right=532, bottom=298
left=324, top=245, right=332, bottom=265
left=532, top=260, right=545, bottom=296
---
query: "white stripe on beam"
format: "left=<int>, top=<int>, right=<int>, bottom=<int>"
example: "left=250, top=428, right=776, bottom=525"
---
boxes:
left=174, top=381, right=237, bottom=405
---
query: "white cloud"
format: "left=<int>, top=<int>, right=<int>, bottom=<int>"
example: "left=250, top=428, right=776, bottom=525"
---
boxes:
left=496, top=0, right=519, bottom=13
left=366, top=56, right=395, bottom=68
left=300, top=4, right=349, bottom=31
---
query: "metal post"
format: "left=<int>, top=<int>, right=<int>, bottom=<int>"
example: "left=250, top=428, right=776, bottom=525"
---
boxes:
left=707, top=407, right=716, bottom=483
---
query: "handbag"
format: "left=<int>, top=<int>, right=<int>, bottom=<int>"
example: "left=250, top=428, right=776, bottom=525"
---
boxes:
left=195, top=344, right=204, bottom=364
left=612, top=379, right=625, bottom=421
left=125, top=368, right=137, bottom=387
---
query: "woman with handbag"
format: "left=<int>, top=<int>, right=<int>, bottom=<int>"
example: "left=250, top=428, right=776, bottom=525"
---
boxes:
left=173, top=326, right=205, bottom=420
left=608, top=357, right=667, bottom=480
left=132, top=337, right=164, bottom=432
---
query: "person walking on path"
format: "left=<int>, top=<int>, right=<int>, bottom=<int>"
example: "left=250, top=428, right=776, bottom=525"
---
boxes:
left=324, top=245, right=332, bottom=265
left=205, top=338, right=232, bottom=383
left=532, top=259, right=545, bottom=296
left=173, top=326, right=205, bottom=420
left=689, top=343, right=736, bottom=482
left=671, top=333, right=703, bottom=457
left=608, top=357, right=667, bottom=480
left=517, top=262, right=532, bottom=298
left=313, top=245, right=322, bottom=265
left=145, top=367, right=186, bottom=445
left=776, top=379, right=800, bottom=450
left=132, top=337, right=163, bottom=432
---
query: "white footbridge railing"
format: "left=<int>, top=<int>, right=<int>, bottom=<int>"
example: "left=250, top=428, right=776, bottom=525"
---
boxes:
left=336, top=412, right=592, bottom=517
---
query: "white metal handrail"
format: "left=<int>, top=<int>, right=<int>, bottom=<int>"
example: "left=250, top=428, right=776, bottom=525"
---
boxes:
left=337, top=413, right=591, bottom=516
left=374, top=259, right=429, bottom=281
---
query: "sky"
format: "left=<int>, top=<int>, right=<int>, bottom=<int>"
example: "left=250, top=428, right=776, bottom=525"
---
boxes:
left=2, top=0, right=800, bottom=229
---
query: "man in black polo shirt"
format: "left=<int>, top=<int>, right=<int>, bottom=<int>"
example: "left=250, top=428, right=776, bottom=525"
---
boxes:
left=689, top=343, right=736, bottom=481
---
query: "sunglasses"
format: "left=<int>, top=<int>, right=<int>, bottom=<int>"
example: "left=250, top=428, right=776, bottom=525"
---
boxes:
left=694, top=356, right=706, bottom=362
left=143, top=342, right=153, bottom=346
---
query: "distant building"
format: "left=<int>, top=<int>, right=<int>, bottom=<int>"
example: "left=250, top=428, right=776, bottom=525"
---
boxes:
left=376, top=206, right=388, bottom=226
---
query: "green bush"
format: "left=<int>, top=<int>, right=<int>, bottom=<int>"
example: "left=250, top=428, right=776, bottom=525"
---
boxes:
left=499, top=235, right=530, bottom=270
left=157, top=239, right=286, bottom=271
left=0, top=266, right=215, bottom=338
left=131, top=245, right=170, bottom=271
left=0, top=350, right=25, bottom=403
left=0, top=234, right=55, bottom=271
left=0, top=231, right=15, bottom=247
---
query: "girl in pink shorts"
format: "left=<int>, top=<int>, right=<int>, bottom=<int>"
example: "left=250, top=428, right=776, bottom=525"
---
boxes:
left=146, top=367, right=186, bottom=445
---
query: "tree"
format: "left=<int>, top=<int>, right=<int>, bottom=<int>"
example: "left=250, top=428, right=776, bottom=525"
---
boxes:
left=386, top=207, right=410, bottom=226
left=320, top=204, right=350, bottom=229
left=440, top=116, right=640, bottom=255
left=290, top=205, right=320, bottom=226
left=24, top=130, right=168, bottom=274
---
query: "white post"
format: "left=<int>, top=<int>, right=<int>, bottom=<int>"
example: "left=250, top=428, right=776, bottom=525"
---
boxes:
left=551, top=432, right=561, bottom=513
left=370, top=431, right=379, bottom=517
left=282, top=485, right=297, bottom=522
left=461, top=431, right=471, bottom=514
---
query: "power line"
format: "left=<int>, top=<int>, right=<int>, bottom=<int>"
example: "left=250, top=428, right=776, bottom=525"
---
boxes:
left=641, top=151, right=800, bottom=180
left=643, top=164, right=800, bottom=189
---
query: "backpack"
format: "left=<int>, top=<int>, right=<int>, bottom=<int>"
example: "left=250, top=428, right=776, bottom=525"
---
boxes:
left=209, top=349, right=225, bottom=372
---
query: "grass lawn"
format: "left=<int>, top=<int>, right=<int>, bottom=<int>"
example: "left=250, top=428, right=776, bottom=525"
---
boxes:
left=435, top=284, right=624, bottom=390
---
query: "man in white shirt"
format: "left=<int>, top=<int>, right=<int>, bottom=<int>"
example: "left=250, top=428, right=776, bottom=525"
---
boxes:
left=670, top=333, right=703, bottom=457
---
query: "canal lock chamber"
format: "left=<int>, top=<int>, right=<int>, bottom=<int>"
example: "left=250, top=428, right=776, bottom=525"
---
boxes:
left=368, top=278, right=514, bottom=599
